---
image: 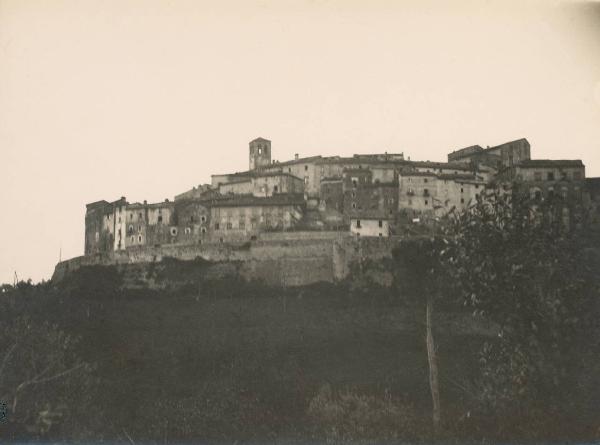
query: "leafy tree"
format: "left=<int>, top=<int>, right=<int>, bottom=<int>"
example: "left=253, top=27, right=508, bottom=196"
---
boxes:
left=393, top=236, right=448, bottom=436
left=444, top=189, right=600, bottom=437
left=0, top=316, right=96, bottom=439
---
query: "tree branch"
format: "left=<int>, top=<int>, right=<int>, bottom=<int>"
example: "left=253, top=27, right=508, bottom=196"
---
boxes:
left=0, top=342, right=17, bottom=382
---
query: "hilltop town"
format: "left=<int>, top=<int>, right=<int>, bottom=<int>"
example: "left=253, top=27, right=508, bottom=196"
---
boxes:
left=83, top=137, right=598, bottom=250
left=51, top=137, right=599, bottom=285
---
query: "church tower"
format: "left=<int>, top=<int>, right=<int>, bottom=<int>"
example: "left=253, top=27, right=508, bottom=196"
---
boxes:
left=249, top=137, right=271, bottom=170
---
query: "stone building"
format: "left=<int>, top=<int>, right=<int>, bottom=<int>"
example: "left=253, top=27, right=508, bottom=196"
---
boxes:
left=83, top=136, right=593, bottom=252
left=448, top=138, right=531, bottom=170
left=218, top=171, right=304, bottom=197
left=397, top=171, right=486, bottom=221
left=209, top=194, right=305, bottom=242
left=249, top=137, right=272, bottom=170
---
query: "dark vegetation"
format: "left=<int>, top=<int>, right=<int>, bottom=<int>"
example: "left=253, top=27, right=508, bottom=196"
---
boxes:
left=1, top=192, right=600, bottom=443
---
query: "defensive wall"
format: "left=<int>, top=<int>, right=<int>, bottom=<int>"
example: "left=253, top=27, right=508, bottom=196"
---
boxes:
left=53, top=231, right=402, bottom=287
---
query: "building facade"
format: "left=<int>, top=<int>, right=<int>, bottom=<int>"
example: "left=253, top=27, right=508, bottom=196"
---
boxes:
left=83, top=136, right=594, bottom=254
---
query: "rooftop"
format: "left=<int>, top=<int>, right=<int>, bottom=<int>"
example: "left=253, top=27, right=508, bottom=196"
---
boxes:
left=208, top=193, right=306, bottom=208
left=518, top=159, right=584, bottom=168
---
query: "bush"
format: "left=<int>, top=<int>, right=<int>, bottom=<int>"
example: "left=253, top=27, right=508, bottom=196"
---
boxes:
left=307, top=384, right=421, bottom=444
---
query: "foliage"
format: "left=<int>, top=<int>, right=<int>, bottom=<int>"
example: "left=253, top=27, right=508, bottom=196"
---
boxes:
left=0, top=316, right=97, bottom=440
left=307, top=384, right=421, bottom=444
left=444, top=188, right=600, bottom=438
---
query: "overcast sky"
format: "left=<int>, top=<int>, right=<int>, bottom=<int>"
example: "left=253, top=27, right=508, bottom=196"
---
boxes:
left=1, top=0, right=599, bottom=283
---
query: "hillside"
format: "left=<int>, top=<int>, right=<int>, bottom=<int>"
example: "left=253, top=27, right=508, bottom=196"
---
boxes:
left=1, top=256, right=598, bottom=443
left=0, top=262, right=494, bottom=443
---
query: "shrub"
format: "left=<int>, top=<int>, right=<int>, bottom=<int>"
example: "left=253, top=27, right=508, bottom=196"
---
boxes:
left=307, top=384, right=421, bottom=444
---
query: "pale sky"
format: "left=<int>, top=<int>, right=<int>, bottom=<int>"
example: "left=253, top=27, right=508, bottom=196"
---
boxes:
left=1, top=0, right=599, bottom=283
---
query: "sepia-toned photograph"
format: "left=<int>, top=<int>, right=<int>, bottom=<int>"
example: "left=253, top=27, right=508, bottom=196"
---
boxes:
left=1, top=0, right=599, bottom=443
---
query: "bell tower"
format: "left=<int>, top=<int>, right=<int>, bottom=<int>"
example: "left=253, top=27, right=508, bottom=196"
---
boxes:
left=249, top=137, right=271, bottom=170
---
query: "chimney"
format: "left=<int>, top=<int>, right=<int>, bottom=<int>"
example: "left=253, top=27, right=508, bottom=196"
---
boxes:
left=295, top=153, right=299, bottom=160
left=143, top=200, right=147, bottom=205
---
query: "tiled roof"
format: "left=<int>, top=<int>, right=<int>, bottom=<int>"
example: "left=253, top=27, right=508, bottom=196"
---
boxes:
left=408, top=160, right=474, bottom=170
left=250, top=137, right=271, bottom=143
left=400, top=171, right=439, bottom=177
left=208, top=193, right=306, bottom=208
left=85, top=200, right=109, bottom=209
left=438, top=173, right=482, bottom=181
left=268, top=155, right=323, bottom=167
left=518, top=159, right=584, bottom=168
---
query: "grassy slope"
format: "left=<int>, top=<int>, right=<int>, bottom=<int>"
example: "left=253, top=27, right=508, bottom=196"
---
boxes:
left=2, top=265, right=490, bottom=442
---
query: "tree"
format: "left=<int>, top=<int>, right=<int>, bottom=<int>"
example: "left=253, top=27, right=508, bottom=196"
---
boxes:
left=394, top=236, right=448, bottom=436
left=444, top=189, right=600, bottom=437
left=0, top=316, right=95, bottom=439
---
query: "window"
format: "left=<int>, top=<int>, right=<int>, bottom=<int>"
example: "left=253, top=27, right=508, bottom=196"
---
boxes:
left=304, top=176, right=309, bottom=184
left=534, top=172, right=542, bottom=181
left=573, top=171, right=582, bottom=180
left=352, top=202, right=356, bottom=209
left=158, top=215, right=163, bottom=223
left=356, top=220, right=361, bottom=228
left=131, top=236, right=135, bottom=243
left=258, top=147, right=262, bottom=155
left=352, top=191, right=356, bottom=198
left=425, top=200, right=429, bottom=205
left=561, top=171, right=568, bottom=180
left=274, top=185, right=278, bottom=193
left=239, top=220, right=245, bottom=230
left=460, top=198, right=465, bottom=204
left=201, top=227, right=207, bottom=234
left=379, top=233, right=383, bottom=237
left=190, top=216, right=194, bottom=222
left=305, top=165, right=308, bottom=171
left=460, top=187, right=464, bottom=193
left=408, top=199, right=412, bottom=205
left=547, top=172, right=555, bottom=181
left=138, top=225, right=142, bottom=233
left=424, top=178, right=428, bottom=183
left=170, top=227, right=178, bottom=236
left=214, top=223, right=220, bottom=230
left=289, top=168, right=292, bottom=173
left=201, top=215, right=207, bottom=223
left=378, top=220, right=383, bottom=227
left=130, top=213, right=133, bottom=220
left=423, top=188, right=429, bottom=196
left=226, top=222, right=232, bottom=230
left=128, top=225, right=134, bottom=234
left=184, top=227, right=191, bottom=234
left=138, top=235, right=142, bottom=242
left=475, top=184, right=480, bottom=189
left=219, top=237, right=224, bottom=243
